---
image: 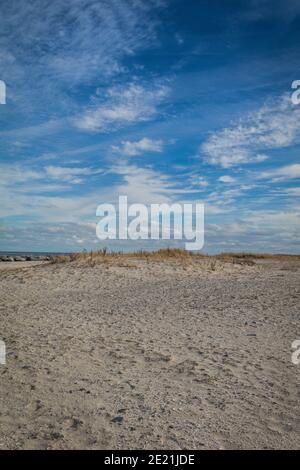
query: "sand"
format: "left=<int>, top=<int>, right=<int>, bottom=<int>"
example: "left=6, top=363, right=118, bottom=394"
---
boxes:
left=0, top=256, right=299, bottom=449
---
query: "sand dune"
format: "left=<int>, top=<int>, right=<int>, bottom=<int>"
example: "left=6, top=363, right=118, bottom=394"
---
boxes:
left=0, top=255, right=299, bottom=449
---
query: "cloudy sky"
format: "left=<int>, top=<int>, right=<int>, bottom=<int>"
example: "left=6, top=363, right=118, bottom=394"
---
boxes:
left=0, top=0, right=300, bottom=253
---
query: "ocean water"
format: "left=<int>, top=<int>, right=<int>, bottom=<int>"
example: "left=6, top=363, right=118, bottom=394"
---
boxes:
left=0, top=251, right=66, bottom=257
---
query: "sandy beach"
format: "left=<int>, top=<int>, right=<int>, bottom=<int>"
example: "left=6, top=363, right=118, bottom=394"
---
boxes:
left=0, top=254, right=299, bottom=449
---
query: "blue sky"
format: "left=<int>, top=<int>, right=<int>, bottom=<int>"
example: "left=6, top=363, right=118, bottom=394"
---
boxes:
left=0, top=0, right=300, bottom=253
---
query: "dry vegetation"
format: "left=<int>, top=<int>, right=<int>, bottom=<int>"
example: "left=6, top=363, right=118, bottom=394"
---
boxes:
left=50, top=248, right=300, bottom=268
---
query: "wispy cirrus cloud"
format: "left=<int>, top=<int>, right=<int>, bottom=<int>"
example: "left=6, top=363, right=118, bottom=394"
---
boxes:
left=258, top=163, right=300, bottom=181
left=201, top=94, right=300, bottom=167
left=206, top=207, right=300, bottom=253
left=236, top=0, right=300, bottom=23
left=110, top=161, right=178, bottom=204
left=1, top=0, right=164, bottom=79
left=75, top=83, right=169, bottom=132
left=112, top=137, right=163, bottom=156
left=44, top=166, right=103, bottom=183
left=0, top=158, right=189, bottom=222
left=283, top=187, right=300, bottom=196
left=0, top=0, right=166, bottom=114
left=0, top=163, right=103, bottom=187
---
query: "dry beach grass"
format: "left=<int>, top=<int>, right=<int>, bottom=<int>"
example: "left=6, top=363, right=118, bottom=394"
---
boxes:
left=0, top=251, right=299, bottom=449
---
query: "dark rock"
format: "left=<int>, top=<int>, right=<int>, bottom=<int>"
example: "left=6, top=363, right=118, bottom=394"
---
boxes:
left=71, top=418, right=83, bottom=429
left=111, top=416, right=124, bottom=424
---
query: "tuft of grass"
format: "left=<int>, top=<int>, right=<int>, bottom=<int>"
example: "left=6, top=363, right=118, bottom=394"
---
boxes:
left=50, top=255, right=72, bottom=264
left=129, top=248, right=194, bottom=259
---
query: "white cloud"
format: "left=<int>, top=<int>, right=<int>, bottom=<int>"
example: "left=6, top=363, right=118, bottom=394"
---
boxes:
left=258, top=163, right=300, bottom=181
left=255, top=154, right=269, bottom=162
left=75, top=83, right=169, bottom=132
left=45, top=166, right=103, bottom=183
left=2, top=157, right=299, bottom=252
left=184, top=173, right=209, bottom=188
left=205, top=207, right=300, bottom=253
left=0, top=119, right=66, bottom=139
left=0, top=165, right=42, bottom=185
left=202, top=94, right=300, bottom=167
left=0, top=159, right=189, bottom=223
left=247, top=210, right=300, bottom=235
left=112, top=137, right=163, bottom=156
left=0, top=163, right=103, bottom=188
left=218, top=175, right=236, bottom=183
left=192, top=176, right=209, bottom=187
left=283, top=187, right=300, bottom=196
left=198, top=177, right=209, bottom=187
left=111, top=161, right=175, bottom=204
